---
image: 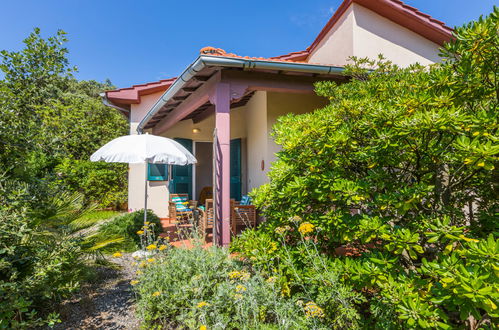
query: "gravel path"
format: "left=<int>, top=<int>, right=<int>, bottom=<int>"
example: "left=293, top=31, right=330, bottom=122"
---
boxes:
left=53, top=254, right=140, bottom=330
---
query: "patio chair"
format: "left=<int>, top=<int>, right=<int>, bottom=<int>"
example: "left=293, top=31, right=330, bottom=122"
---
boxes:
left=198, top=199, right=215, bottom=241
left=231, top=196, right=257, bottom=234
left=198, top=186, right=213, bottom=206
left=169, top=193, right=197, bottom=224
left=198, top=198, right=237, bottom=242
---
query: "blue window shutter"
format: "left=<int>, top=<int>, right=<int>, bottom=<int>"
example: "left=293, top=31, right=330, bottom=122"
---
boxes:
left=230, top=138, right=242, bottom=201
left=148, top=163, right=168, bottom=181
left=169, top=138, right=193, bottom=199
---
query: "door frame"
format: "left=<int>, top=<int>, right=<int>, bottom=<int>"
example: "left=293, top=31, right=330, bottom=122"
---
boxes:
left=193, top=140, right=212, bottom=201
left=191, top=139, right=243, bottom=202
left=169, top=138, right=194, bottom=199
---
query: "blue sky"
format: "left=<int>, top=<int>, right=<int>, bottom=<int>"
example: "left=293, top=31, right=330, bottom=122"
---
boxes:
left=0, top=0, right=496, bottom=88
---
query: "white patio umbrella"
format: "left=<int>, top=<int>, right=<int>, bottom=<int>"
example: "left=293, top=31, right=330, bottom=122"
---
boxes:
left=90, top=133, right=197, bottom=225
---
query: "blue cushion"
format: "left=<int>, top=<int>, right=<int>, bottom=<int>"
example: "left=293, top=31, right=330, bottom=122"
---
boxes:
left=171, top=196, right=189, bottom=211
left=240, top=195, right=252, bottom=205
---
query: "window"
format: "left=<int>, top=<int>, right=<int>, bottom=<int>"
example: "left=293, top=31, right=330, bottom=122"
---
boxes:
left=148, top=163, right=168, bottom=181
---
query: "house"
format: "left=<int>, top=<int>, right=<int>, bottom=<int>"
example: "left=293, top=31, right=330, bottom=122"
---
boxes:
left=102, top=0, right=453, bottom=246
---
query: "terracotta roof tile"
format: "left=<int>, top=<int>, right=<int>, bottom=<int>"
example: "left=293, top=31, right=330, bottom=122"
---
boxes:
left=106, top=78, right=176, bottom=105
left=198, top=47, right=332, bottom=66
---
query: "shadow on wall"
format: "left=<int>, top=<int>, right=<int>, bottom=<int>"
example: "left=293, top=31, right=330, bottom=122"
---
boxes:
left=354, top=6, right=442, bottom=64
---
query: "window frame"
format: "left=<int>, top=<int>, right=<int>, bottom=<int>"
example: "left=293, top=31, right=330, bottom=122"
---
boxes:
left=147, top=163, right=168, bottom=181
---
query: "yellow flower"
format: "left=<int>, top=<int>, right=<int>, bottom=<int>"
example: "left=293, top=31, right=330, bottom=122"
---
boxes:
left=228, top=271, right=241, bottom=279
left=235, top=284, right=246, bottom=293
left=477, top=162, right=485, bottom=167
left=304, top=301, right=325, bottom=319
left=146, top=244, right=157, bottom=250
left=152, top=291, right=161, bottom=297
left=281, top=286, right=290, bottom=297
left=298, top=222, right=315, bottom=235
left=472, top=131, right=480, bottom=136
left=266, top=276, right=276, bottom=283
left=159, top=245, right=167, bottom=251
left=274, top=227, right=286, bottom=234
left=112, top=252, right=122, bottom=258
left=136, top=270, right=143, bottom=275
left=137, top=230, right=144, bottom=235
left=130, top=280, right=139, bottom=286
left=234, top=293, right=243, bottom=300
left=147, top=258, right=155, bottom=263
left=197, top=301, right=209, bottom=308
left=200, top=325, right=207, bottom=330
left=464, top=158, right=473, bottom=165
left=229, top=270, right=250, bottom=281
left=483, top=132, right=490, bottom=136
left=144, top=221, right=150, bottom=225
left=139, top=261, right=147, bottom=268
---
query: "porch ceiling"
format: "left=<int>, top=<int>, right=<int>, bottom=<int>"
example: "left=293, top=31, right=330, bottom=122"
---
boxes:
left=142, top=57, right=347, bottom=133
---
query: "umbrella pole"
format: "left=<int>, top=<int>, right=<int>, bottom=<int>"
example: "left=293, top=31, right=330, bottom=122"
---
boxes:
left=144, top=163, right=148, bottom=226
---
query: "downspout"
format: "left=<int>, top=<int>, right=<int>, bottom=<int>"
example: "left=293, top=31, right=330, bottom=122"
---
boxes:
left=136, top=55, right=345, bottom=133
left=100, top=92, right=130, bottom=116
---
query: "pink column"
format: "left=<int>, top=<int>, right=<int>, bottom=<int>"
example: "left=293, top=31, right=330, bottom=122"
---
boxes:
left=214, top=82, right=231, bottom=246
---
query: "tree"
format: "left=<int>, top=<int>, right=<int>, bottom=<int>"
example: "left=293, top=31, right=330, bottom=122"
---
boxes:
left=0, top=28, right=127, bottom=206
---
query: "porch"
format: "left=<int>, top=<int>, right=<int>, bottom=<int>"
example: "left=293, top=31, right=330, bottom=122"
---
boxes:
left=127, top=54, right=345, bottom=246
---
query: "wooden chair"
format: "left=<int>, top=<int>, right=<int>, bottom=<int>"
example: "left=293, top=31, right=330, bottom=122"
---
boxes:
left=198, top=186, right=213, bottom=206
left=231, top=202, right=257, bottom=234
left=169, top=193, right=197, bottom=224
left=198, top=199, right=215, bottom=241
left=198, top=199, right=239, bottom=242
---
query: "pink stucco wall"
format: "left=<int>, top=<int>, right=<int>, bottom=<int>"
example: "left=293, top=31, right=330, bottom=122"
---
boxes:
left=308, top=3, right=442, bottom=67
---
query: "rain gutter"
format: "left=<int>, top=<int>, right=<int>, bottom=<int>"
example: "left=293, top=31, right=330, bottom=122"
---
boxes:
left=100, top=92, right=130, bottom=115
left=136, top=55, right=345, bottom=133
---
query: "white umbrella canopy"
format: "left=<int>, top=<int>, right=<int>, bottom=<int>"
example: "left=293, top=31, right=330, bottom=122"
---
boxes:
left=90, top=133, right=197, bottom=230
left=90, top=134, right=197, bottom=165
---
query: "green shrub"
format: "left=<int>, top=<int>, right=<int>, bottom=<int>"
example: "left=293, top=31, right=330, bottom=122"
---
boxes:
left=87, top=210, right=161, bottom=252
left=0, top=208, right=86, bottom=328
left=239, top=8, right=499, bottom=329
left=54, top=159, right=127, bottom=208
left=134, top=244, right=359, bottom=329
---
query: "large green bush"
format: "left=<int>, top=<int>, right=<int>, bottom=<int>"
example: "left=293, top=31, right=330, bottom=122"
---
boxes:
left=238, top=7, right=498, bottom=329
left=0, top=180, right=87, bottom=328
left=134, top=243, right=360, bottom=329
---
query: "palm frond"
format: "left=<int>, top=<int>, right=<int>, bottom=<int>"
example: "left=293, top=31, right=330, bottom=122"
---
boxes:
left=69, top=210, right=120, bottom=232
left=86, top=236, right=125, bottom=251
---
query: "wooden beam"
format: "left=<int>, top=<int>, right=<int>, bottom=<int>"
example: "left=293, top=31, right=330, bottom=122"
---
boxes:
left=192, top=105, right=215, bottom=124
left=152, top=73, right=220, bottom=134
left=182, top=86, right=199, bottom=92
left=193, top=75, right=211, bottom=82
